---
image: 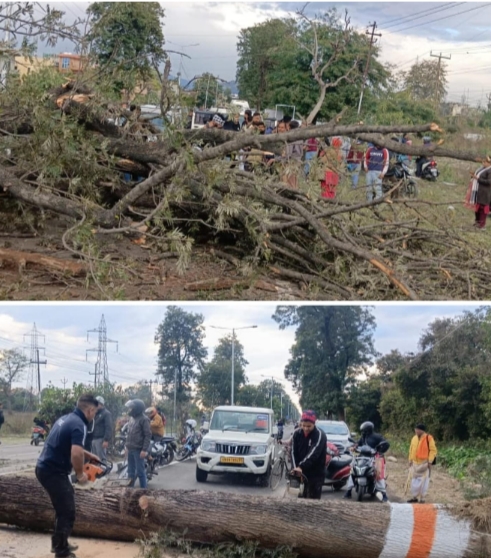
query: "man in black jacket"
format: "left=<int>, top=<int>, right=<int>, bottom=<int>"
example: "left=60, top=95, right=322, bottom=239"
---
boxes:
left=91, top=396, right=113, bottom=463
left=290, top=410, right=327, bottom=499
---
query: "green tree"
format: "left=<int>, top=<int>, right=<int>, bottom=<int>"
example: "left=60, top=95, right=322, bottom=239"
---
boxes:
left=87, top=2, right=166, bottom=96
left=273, top=306, right=377, bottom=420
left=236, top=384, right=268, bottom=408
left=0, top=349, right=28, bottom=412
left=402, top=59, right=448, bottom=106
left=197, top=334, right=248, bottom=409
left=154, top=306, right=207, bottom=422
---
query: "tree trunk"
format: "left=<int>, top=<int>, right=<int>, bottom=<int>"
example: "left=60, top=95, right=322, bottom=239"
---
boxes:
left=0, top=476, right=489, bottom=558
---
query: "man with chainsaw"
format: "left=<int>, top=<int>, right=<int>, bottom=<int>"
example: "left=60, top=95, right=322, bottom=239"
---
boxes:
left=407, top=423, right=438, bottom=503
left=124, top=399, right=152, bottom=489
left=290, top=410, right=327, bottom=499
left=35, top=393, right=100, bottom=558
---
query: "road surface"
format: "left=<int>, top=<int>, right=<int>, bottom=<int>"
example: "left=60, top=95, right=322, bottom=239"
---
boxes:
left=0, top=440, right=41, bottom=475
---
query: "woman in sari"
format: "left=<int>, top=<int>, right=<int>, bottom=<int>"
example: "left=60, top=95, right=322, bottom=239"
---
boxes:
left=465, top=156, right=491, bottom=229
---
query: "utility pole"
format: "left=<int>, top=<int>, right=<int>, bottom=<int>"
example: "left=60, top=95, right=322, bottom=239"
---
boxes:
left=61, top=377, right=69, bottom=391
left=357, top=22, right=382, bottom=115
left=23, top=324, right=46, bottom=408
left=430, top=51, right=451, bottom=110
left=86, top=315, right=118, bottom=389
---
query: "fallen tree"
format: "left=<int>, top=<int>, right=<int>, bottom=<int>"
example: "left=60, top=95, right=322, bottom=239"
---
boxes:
left=0, top=476, right=489, bottom=558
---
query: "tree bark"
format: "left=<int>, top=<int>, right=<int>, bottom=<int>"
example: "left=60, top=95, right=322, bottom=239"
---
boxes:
left=0, top=476, right=489, bottom=558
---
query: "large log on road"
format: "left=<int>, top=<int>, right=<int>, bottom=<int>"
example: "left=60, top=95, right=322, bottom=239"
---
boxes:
left=0, top=476, right=489, bottom=558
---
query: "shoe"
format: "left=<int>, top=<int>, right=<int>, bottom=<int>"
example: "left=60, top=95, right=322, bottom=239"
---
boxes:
left=407, top=498, right=418, bottom=503
left=343, top=490, right=352, bottom=499
left=51, top=543, right=78, bottom=554
left=419, top=499, right=426, bottom=504
left=382, top=494, right=389, bottom=503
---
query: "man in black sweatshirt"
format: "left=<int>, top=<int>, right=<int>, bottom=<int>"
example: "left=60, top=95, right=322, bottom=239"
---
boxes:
left=290, top=410, right=327, bottom=499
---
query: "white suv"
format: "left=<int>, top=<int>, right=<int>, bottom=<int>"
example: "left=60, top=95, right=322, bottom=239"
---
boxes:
left=196, top=405, right=277, bottom=485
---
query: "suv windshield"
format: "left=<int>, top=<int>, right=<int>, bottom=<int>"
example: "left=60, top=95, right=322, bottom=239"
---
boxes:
left=210, top=411, right=270, bottom=433
left=317, top=423, right=348, bottom=436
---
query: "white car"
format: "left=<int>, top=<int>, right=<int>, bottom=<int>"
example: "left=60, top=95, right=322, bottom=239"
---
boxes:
left=316, top=420, right=353, bottom=454
left=196, top=406, right=277, bottom=485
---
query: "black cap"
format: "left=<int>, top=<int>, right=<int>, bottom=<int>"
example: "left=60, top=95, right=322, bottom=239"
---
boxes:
left=415, top=423, right=426, bottom=431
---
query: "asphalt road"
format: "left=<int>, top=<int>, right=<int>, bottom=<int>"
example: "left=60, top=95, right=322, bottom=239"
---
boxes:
left=0, top=440, right=42, bottom=475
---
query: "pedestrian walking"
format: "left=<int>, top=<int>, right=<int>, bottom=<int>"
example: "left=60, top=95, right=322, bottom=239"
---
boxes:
left=35, top=394, right=100, bottom=558
left=91, top=396, right=113, bottom=463
left=364, top=143, right=389, bottom=201
left=465, top=156, right=491, bottom=229
left=407, top=423, right=438, bottom=503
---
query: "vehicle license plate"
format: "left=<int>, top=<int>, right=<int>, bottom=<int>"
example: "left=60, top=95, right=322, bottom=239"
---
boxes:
left=220, top=456, right=244, bottom=464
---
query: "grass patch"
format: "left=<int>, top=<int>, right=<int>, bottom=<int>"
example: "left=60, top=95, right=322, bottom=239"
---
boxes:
left=3, top=412, right=36, bottom=436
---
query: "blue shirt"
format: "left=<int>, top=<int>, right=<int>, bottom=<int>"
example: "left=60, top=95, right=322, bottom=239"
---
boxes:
left=37, top=408, right=87, bottom=474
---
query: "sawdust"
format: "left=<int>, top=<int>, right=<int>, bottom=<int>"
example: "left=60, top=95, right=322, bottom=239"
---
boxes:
left=457, top=497, right=491, bottom=533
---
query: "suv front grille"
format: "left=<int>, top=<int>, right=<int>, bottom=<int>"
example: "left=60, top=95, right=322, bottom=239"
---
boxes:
left=216, top=443, right=250, bottom=455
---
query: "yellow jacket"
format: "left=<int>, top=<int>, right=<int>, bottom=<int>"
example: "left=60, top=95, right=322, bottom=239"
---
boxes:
left=150, top=413, right=164, bottom=437
left=409, top=434, right=437, bottom=464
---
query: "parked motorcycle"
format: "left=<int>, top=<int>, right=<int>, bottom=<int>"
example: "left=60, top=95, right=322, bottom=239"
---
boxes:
left=324, top=441, right=352, bottom=490
left=149, top=436, right=177, bottom=467
left=30, top=418, right=49, bottom=446
left=117, top=453, right=158, bottom=484
left=175, top=429, right=202, bottom=462
left=350, top=440, right=389, bottom=502
left=416, top=156, right=439, bottom=181
left=383, top=161, right=418, bottom=198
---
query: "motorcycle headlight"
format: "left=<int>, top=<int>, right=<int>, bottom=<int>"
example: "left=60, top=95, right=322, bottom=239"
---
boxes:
left=250, top=444, right=268, bottom=455
left=201, top=440, right=216, bottom=452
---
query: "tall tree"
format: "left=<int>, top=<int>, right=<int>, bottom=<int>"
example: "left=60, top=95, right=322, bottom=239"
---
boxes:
left=197, top=334, right=248, bottom=409
left=154, top=306, right=207, bottom=417
left=87, top=2, right=166, bottom=96
left=273, top=306, right=377, bottom=420
left=0, top=349, right=28, bottom=412
left=402, top=59, right=448, bottom=105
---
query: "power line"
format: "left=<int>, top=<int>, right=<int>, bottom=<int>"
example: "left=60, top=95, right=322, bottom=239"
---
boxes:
left=381, top=3, right=465, bottom=30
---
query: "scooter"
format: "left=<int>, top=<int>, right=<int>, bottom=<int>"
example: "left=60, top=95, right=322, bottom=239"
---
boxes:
left=383, top=161, right=418, bottom=198
left=416, top=157, right=439, bottom=181
left=350, top=440, right=389, bottom=502
left=30, top=423, right=49, bottom=446
left=324, top=441, right=352, bottom=491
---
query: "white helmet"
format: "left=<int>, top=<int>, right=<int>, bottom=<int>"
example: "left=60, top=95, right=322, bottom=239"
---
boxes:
left=95, top=396, right=105, bottom=406
left=186, top=419, right=197, bottom=429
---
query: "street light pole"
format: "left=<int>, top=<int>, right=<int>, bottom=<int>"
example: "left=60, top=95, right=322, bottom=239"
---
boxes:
left=173, top=368, right=177, bottom=437
left=209, top=324, right=258, bottom=407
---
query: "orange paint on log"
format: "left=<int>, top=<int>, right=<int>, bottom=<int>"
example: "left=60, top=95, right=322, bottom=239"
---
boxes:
left=406, top=505, right=437, bottom=558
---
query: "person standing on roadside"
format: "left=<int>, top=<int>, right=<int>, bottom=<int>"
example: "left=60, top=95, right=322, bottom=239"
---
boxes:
left=0, top=402, right=4, bottom=444
left=35, top=394, right=100, bottom=558
left=347, top=140, right=365, bottom=188
left=124, top=399, right=152, bottom=489
left=91, top=396, right=113, bottom=464
left=290, top=410, right=327, bottom=500
left=364, top=143, right=389, bottom=201
left=407, top=423, right=437, bottom=503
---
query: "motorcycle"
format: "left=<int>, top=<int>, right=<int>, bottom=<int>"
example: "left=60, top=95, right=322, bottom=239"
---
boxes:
left=416, top=156, right=439, bottom=181
left=30, top=420, right=49, bottom=446
left=116, top=452, right=158, bottom=484
left=350, top=440, right=389, bottom=502
left=150, top=436, right=177, bottom=467
left=383, top=161, right=418, bottom=198
left=324, top=441, right=352, bottom=491
left=175, top=428, right=202, bottom=462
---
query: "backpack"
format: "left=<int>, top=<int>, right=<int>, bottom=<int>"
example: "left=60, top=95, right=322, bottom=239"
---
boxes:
left=156, top=407, right=166, bottom=426
left=426, top=434, right=437, bottom=465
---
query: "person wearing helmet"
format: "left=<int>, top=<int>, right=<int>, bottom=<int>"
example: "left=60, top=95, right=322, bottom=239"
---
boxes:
left=145, top=407, right=164, bottom=439
left=343, top=421, right=390, bottom=502
left=91, top=396, right=113, bottom=464
left=124, top=399, right=152, bottom=488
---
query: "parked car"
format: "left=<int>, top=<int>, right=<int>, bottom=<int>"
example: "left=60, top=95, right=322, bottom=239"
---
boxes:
left=196, top=405, right=277, bottom=486
left=316, top=420, right=353, bottom=454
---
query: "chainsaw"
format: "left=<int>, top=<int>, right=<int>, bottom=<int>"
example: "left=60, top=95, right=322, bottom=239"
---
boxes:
left=71, top=459, right=113, bottom=489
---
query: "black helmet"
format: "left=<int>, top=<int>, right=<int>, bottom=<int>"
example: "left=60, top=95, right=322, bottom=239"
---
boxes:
left=360, top=421, right=374, bottom=435
left=125, top=399, right=145, bottom=418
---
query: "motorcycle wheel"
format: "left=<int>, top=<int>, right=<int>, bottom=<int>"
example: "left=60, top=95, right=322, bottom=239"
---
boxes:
left=175, top=447, right=191, bottom=462
left=405, top=180, right=418, bottom=198
left=163, top=446, right=175, bottom=466
left=34, top=438, right=40, bottom=446
left=356, top=485, right=366, bottom=502
left=332, top=481, right=345, bottom=491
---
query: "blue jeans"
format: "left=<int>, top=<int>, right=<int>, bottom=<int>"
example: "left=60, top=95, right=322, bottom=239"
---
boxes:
left=304, top=150, right=317, bottom=176
left=366, top=170, right=383, bottom=201
left=347, top=163, right=361, bottom=188
left=127, top=449, right=147, bottom=488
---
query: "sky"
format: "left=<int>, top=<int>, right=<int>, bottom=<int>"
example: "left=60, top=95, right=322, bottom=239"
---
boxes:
left=43, top=2, right=491, bottom=107
left=0, top=302, right=484, bottom=408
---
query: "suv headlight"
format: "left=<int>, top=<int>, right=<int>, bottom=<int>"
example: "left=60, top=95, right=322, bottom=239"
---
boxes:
left=201, top=440, right=216, bottom=452
left=250, top=444, right=268, bottom=455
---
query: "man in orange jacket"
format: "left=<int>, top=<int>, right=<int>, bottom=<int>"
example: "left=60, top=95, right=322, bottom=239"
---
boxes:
left=407, top=423, right=438, bottom=503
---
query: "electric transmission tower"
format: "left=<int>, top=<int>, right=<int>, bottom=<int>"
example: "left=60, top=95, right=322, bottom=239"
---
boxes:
left=86, top=314, right=118, bottom=388
left=23, top=323, right=47, bottom=410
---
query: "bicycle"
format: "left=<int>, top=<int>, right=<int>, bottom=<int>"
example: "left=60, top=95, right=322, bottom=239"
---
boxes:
left=270, top=444, right=291, bottom=490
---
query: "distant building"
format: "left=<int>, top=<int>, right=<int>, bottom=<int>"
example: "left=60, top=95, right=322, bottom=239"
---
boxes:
left=14, top=55, right=55, bottom=77
left=57, top=53, right=87, bottom=74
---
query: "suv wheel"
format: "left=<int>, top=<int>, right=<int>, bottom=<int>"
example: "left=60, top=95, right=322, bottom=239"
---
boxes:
left=259, top=459, right=272, bottom=487
left=196, top=465, right=208, bottom=483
